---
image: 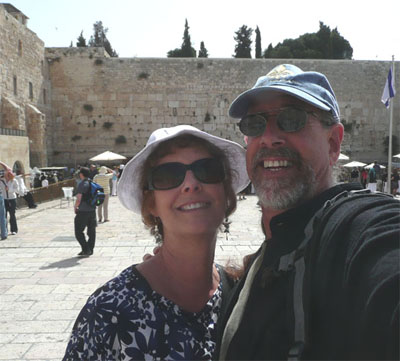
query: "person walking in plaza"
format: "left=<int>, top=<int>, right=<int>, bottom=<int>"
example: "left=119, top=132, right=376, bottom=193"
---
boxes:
left=93, top=166, right=113, bottom=222
left=63, top=125, right=249, bottom=360
left=216, top=64, right=399, bottom=360
left=111, top=166, right=118, bottom=196
left=74, top=167, right=96, bottom=256
left=0, top=179, right=7, bottom=240
left=15, top=170, right=37, bottom=208
left=0, top=169, right=20, bottom=235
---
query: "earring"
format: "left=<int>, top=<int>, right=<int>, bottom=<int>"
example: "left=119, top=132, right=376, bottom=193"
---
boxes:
left=153, top=218, right=163, bottom=243
left=222, top=217, right=231, bottom=240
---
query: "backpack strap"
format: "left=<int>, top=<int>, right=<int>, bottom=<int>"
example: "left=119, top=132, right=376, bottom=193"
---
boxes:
left=281, top=189, right=394, bottom=361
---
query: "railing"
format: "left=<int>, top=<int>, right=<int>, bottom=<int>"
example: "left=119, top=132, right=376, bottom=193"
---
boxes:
left=0, top=128, right=26, bottom=136
left=16, top=178, right=76, bottom=207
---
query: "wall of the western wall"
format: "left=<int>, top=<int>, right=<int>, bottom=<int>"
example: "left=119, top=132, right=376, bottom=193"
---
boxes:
left=0, top=4, right=50, bottom=167
left=46, top=47, right=399, bottom=166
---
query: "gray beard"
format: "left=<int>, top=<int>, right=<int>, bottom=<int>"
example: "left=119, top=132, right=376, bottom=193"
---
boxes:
left=251, top=148, right=317, bottom=210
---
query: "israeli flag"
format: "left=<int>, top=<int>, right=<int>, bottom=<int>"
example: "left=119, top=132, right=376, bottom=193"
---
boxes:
left=381, top=66, right=396, bottom=108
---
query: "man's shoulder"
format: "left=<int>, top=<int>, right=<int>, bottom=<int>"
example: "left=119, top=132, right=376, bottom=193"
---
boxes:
left=77, top=179, right=90, bottom=194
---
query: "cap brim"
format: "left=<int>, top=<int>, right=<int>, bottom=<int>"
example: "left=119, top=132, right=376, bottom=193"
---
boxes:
left=118, top=127, right=249, bottom=213
left=229, top=85, right=331, bottom=119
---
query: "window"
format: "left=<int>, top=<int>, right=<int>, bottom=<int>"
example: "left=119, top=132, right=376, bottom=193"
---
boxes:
left=29, top=82, right=33, bottom=100
left=13, top=76, right=17, bottom=95
left=18, top=40, right=22, bottom=56
left=43, top=89, right=47, bottom=104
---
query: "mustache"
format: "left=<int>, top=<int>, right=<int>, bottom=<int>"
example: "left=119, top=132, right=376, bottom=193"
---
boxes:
left=252, top=147, right=302, bottom=169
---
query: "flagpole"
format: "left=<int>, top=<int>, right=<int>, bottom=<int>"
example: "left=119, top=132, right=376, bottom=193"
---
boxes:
left=387, top=55, right=395, bottom=194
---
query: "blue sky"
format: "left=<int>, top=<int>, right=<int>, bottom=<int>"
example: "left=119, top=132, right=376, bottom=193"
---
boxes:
left=7, top=0, right=400, bottom=61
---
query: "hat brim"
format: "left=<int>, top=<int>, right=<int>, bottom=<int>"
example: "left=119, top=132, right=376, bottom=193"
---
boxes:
left=229, top=85, right=331, bottom=119
left=118, top=127, right=249, bottom=213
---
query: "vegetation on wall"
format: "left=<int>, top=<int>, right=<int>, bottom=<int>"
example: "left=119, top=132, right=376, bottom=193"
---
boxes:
left=83, top=104, right=93, bottom=112
left=115, top=135, right=127, bottom=144
left=103, top=121, right=113, bottom=129
left=71, top=135, right=82, bottom=141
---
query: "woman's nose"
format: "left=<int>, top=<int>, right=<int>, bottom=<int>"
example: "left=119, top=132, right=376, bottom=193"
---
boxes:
left=181, top=170, right=201, bottom=192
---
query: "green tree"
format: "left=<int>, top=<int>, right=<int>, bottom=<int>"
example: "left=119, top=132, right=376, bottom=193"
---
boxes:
left=198, top=41, right=208, bottom=58
left=88, top=21, right=118, bottom=57
left=76, top=31, right=87, bottom=47
left=255, top=26, right=262, bottom=58
left=263, top=22, right=352, bottom=59
left=167, top=19, right=196, bottom=58
left=233, top=25, right=253, bottom=58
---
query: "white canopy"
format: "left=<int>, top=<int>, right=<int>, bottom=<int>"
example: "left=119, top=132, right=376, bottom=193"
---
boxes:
left=394, top=153, right=400, bottom=158
left=338, top=153, right=349, bottom=160
left=343, top=161, right=367, bottom=168
left=364, top=163, right=386, bottom=169
left=89, top=151, right=127, bottom=162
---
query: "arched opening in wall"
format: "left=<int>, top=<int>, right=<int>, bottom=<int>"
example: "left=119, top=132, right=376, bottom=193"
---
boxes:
left=12, top=161, right=24, bottom=175
left=18, top=40, right=22, bottom=56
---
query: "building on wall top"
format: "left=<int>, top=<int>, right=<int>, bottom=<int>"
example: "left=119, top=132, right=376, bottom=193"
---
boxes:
left=1, top=3, right=28, bottom=25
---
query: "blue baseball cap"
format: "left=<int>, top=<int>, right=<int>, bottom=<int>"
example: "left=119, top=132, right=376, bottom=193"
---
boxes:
left=229, top=64, right=340, bottom=121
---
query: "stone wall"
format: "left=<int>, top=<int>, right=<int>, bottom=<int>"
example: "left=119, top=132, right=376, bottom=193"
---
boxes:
left=46, top=48, right=399, bottom=166
left=0, top=4, right=50, bottom=167
left=0, top=134, right=30, bottom=173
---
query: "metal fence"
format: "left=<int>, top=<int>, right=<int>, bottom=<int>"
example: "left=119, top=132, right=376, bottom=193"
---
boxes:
left=0, top=128, right=26, bottom=136
left=16, top=179, right=76, bottom=208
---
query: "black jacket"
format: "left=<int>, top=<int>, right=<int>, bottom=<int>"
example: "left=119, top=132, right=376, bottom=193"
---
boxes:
left=217, top=184, right=399, bottom=360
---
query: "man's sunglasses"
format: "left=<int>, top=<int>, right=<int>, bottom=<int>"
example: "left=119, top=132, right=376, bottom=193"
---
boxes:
left=237, top=107, right=318, bottom=137
left=147, top=158, right=225, bottom=190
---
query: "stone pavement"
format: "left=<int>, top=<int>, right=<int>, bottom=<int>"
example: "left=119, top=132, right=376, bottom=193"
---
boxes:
left=0, top=195, right=264, bottom=360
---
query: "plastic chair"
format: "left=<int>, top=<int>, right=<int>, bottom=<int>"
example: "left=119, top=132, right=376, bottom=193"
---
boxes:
left=60, top=187, right=74, bottom=208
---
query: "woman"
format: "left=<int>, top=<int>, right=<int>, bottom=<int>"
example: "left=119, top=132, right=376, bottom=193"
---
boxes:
left=0, top=168, right=20, bottom=235
left=63, top=125, right=249, bottom=360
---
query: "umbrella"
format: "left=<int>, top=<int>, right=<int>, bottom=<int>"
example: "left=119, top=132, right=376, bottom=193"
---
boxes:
left=89, top=151, right=127, bottom=162
left=343, top=161, right=367, bottom=168
left=364, top=163, right=386, bottom=169
left=338, top=153, right=349, bottom=160
left=394, top=153, right=400, bottom=158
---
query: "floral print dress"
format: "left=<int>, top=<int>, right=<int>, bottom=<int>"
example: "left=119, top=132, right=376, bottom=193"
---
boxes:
left=63, top=265, right=222, bottom=360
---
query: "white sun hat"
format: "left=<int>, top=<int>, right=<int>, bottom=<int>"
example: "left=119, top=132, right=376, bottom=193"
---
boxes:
left=118, top=125, right=249, bottom=213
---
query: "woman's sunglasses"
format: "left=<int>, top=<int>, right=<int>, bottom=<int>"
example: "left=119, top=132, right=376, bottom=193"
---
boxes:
left=147, top=158, right=225, bottom=190
left=237, top=107, right=318, bottom=137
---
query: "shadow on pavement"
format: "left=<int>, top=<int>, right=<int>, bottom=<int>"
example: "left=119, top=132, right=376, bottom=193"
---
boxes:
left=40, top=257, right=82, bottom=269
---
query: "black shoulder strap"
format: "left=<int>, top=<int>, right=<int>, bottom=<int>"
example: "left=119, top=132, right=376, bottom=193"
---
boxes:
left=280, top=189, right=394, bottom=361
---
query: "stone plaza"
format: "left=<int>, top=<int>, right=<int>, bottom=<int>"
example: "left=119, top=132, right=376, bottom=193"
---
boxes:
left=0, top=194, right=264, bottom=360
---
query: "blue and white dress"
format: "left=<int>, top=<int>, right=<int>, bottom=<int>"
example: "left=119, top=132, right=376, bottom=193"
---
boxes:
left=63, top=265, right=222, bottom=360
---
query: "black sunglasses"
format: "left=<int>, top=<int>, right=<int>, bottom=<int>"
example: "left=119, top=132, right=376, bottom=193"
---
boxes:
left=237, top=107, right=318, bottom=137
left=147, top=158, right=225, bottom=190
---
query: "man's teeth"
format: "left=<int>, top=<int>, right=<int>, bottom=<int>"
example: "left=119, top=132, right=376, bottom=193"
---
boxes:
left=263, top=160, right=289, bottom=169
left=180, top=202, right=207, bottom=211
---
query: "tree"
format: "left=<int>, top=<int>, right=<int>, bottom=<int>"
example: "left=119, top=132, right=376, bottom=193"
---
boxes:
left=76, top=31, right=87, bottom=47
left=263, top=22, right=352, bottom=60
left=88, top=21, right=118, bottom=57
left=233, top=25, right=253, bottom=58
left=255, top=26, right=262, bottom=58
left=167, top=19, right=196, bottom=58
left=198, top=41, right=208, bottom=58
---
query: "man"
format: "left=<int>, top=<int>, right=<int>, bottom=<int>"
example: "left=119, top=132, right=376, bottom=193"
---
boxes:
left=88, top=164, right=98, bottom=180
left=217, top=64, right=399, bottom=360
left=74, top=167, right=96, bottom=256
left=93, top=166, right=113, bottom=222
left=15, top=170, right=37, bottom=208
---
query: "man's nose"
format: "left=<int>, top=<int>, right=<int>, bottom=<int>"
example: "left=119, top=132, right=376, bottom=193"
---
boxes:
left=258, top=119, right=286, bottom=148
left=181, top=170, right=201, bottom=193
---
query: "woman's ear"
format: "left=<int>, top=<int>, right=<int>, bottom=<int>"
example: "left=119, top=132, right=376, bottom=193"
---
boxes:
left=144, top=190, right=158, bottom=217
